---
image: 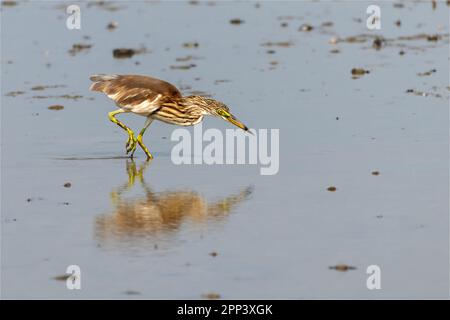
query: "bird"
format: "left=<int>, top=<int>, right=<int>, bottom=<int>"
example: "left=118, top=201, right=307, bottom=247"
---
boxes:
left=89, top=74, right=250, bottom=160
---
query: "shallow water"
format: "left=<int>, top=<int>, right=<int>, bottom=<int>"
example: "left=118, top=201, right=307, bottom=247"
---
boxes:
left=1, top=0, right=449, bottom=299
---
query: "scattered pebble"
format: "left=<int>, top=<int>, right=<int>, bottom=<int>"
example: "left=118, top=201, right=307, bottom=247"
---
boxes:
left=371, top=171, right=380, bottom=176
left=396, top=34, right=442, bottom=42
left=299, top=23, right=313, bottom=32
left=261, top=41, right=294, bottom=48
left=112, top=48, right=144, bottom=59
left=6, top=90, right=25, bottom=97
left=372, top=37, right=385, bottom=50
left=183, top=42, right=199, bottom=48
left=34, top=94, right=83, bottom=100
left=170, top=64, right=196, bottom=70
left=329, top=264, right=356, bottom=271
left=68, top=43, right=92, bottom=56
left=31, top=85, right=65, bottom=91
left=107, top=21, right=118, bottom=30
left=209, top=251, right=218, bottom=257
left=176, top=55, right=194, bottom=62
left=329, top=49, right=340, bottom=54
left=351, top=68, right=369, bottom=76
left=53, top=274, right=71, bottom=281
left=406, top=88, right=442, bottom=98
left=202, top=292, right=221, bottom=299
left=327, top=186, right=337, bottom=192
left=321, top=21, right=334, bottom=27
left=31, top=86, right=47, bottom=91
left=63, top=182, right=72, bottom=188
left=426, top=34, right=440, bottom=42
left=417, top=69, right=436, bottom=77
left=229, top=18, right=244, bottom=25
left=351, top=68, right=370, bottom=78
left=280, top=22, right=288, bottom=28
left=48, top=105, right=64, bottom=111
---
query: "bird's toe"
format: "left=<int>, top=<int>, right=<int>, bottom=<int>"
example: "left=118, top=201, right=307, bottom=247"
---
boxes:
left=126, top=138, right=137, bottom=154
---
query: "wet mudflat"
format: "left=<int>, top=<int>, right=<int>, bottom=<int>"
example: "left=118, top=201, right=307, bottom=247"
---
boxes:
left=1, top=1, right=449, bottom=298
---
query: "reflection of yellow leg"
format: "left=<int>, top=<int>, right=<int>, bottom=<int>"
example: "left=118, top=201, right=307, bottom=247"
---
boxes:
left=131, top=118, right=153, bottom=160
left=110, top=159, right=152, bottom=204
left=108, top=109, right=136, bottom=156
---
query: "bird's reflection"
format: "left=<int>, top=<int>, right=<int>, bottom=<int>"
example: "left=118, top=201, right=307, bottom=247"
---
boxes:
left=95, top=160, right=252, bottom=249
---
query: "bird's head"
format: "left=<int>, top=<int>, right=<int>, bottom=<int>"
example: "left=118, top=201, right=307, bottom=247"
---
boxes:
left=187, top=96, right=250, bottom=133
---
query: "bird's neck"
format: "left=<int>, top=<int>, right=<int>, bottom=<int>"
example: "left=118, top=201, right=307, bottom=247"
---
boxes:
left=176, top=96, right=210, bottom=114
left=179, top=95, right=208, bottom=106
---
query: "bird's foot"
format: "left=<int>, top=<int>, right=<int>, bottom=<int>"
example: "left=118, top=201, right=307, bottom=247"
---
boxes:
left=126, top=135, right=137, bottom=155
left=125, top=134, right=133, bottom=149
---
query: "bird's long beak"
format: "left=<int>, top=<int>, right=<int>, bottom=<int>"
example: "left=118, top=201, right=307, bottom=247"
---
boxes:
left=225, top=114, right=252, bottom=134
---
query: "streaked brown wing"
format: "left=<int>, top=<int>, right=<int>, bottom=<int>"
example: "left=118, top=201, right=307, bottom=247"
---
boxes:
left=89, top=74, right=182, bottom=115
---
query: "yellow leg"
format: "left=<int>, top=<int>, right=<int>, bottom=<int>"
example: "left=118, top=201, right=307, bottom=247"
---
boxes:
left=131, top=118, right=153, bottom=160
left=108, top=109, right=137, bottom=156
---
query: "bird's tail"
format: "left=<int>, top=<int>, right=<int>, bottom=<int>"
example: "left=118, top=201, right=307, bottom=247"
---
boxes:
left=89, top=74, right=119, bottom=92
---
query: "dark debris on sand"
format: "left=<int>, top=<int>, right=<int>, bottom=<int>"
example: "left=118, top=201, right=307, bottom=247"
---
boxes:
left=329, top=264, right=357, bottom=272
left=68, top=43, right=92, bottom=56
left=6, top=90, right=25, bottom=97
left=299, top=23, right=314, bottom=32
left=261, top=41, right=294, bottom=48
left=31, top=85, right=66, bottom=91
left=112, top=47, right=147, bottom=59
left=417, top=69, right=437, bottom=77
left=229, top=18, right=244, bottom=25
left=183, top=42, right=199, bottom=48
left=48, top=105, right=64, bottom=111
left=170, top=64, right=196, bottom=70
left=202, top=292, right=221, bottom=299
